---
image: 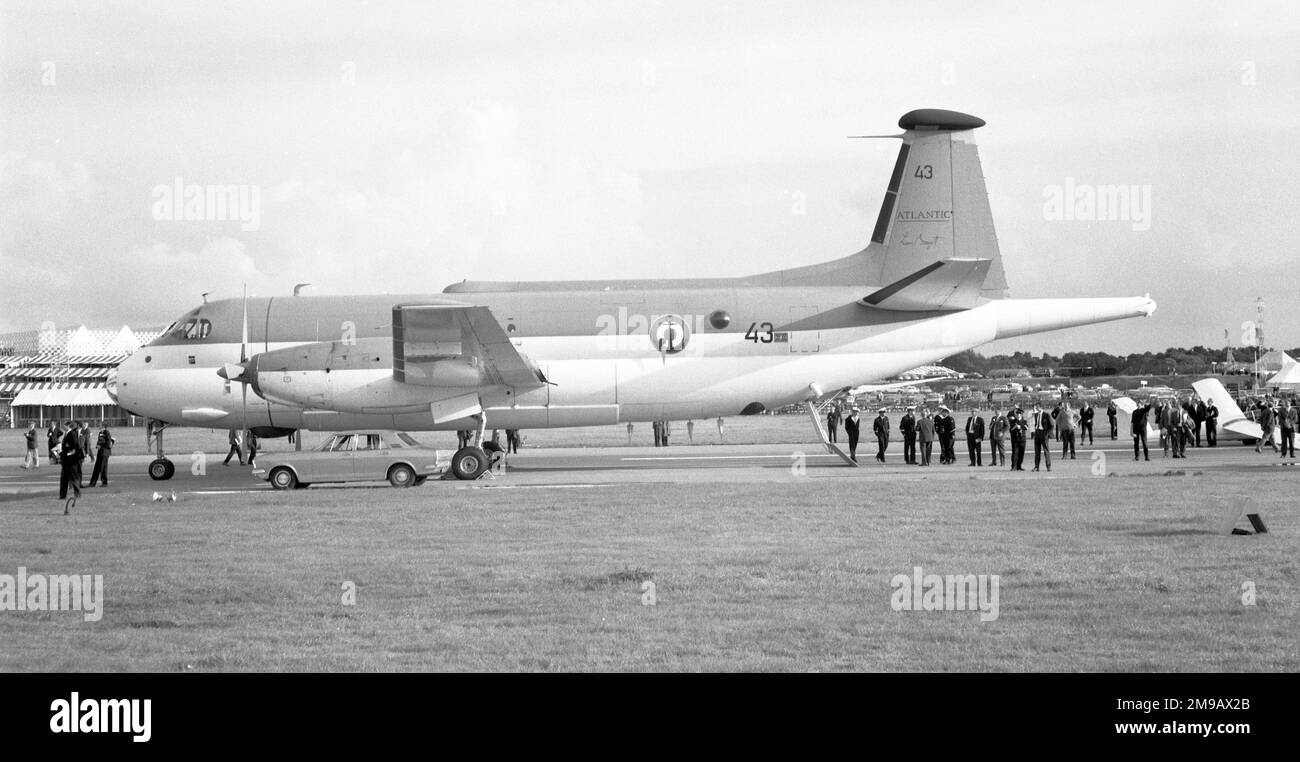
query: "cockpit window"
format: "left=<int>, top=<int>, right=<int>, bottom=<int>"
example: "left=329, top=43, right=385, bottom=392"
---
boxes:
left=180, top=319, right=212, bottom=340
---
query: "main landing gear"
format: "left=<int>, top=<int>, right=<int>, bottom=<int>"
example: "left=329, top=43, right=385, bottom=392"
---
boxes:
left=147, top=420, right=176, bottom=480
left=447, top=410, right=494, bottom=480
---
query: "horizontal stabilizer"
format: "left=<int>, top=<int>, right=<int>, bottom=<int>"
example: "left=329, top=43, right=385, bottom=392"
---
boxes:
left=860, top=258, right=991, bottom=311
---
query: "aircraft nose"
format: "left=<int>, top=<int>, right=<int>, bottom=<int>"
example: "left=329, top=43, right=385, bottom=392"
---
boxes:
left=112, top=352, right=148, bottom=417
left=105, top=367, right=119, bottom=403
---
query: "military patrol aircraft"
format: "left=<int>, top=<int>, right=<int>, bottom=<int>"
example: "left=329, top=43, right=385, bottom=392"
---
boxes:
left=112, top=108, right=1156, bottom=480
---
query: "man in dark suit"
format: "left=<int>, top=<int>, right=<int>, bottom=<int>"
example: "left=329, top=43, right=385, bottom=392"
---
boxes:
left=843, top=407, right=861, bottom=463
left=1204, top=400, right=1218, bottom=446
left=1132, top=401, right=1154, bottom=461
left=1008, top=407, right=1027, bottom=470
left=826, top=405, right=840, bottom=444
left=1031, top=404, right=1053, bottom=472
left=223, top=428, right=244, bottom=465
left=78, top=423, right=92, bottom=486
left=1280, top=400, right=1296, bottom=459
left=47, top=423, right=61, bottom=465
left=899, top=406, right=917, bottom=464
left=58, top=421, right=84, bottom=512
left=935, top=406, right=957, bottom=464
left=88, top=424, right=115, bottom=487
left=1079, top=402, right=1095, bottom=445
left=1107, top=400, right=1118, bottom=439
left=965, top=409, right=986, bottom=466
left=1254, top=400, right=1275, bottom=453
left=1192, top=398, right=1207, bottom=447
left=872, top=408, right=890, bottom=463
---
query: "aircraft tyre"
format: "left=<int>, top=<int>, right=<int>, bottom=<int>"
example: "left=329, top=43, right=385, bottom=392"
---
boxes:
left=451, top=447, right=488, bottom=480
left=148, top=458, right=175, bottom=481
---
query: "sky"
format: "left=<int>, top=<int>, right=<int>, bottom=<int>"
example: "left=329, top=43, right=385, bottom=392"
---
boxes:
left=2, top=0, right=1298, bottom=355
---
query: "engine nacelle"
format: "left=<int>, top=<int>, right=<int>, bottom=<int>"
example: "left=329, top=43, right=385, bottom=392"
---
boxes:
left=247, top=338, right=484, bottom=414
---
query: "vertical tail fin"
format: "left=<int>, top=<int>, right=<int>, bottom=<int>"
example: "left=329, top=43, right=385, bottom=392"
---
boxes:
left=764, top=109, right=1009, bottom=298
left=866, top=109, right=1008, bottom=298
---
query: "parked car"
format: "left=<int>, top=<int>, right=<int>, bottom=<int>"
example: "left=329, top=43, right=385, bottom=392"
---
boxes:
left=253, top=431, right=450, bottom=489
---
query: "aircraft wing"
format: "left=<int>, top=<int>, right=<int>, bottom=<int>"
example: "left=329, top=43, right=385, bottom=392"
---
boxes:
left=393, top=303, right=547, bottom=389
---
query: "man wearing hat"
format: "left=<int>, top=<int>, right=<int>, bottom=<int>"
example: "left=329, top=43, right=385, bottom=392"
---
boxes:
left=900, top=406, right=917, bottom=465
left=872, top=408, right=891, bottom=463
left=843, top=407, right=862, bottom=462
left=935, top=406, right=957, bottom=464
left=1007, top=406, right=1027, bottom=470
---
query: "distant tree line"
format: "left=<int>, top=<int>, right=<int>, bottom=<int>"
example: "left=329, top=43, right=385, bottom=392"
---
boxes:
left=941, top=346, right=1300, bottom=377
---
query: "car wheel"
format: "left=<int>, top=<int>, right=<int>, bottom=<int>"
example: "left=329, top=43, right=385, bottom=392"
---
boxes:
left=269, top=467, right=297, bottom=490
left=388, top=463, right=415, bottom=488
left=451, top=447, right=487, bottom=480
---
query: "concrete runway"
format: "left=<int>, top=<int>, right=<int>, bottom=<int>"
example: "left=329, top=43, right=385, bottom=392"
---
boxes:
left=1, top=438, right=1293, bottom=498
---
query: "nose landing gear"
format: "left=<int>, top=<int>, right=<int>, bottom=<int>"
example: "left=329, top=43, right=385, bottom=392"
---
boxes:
left=147, top=420, right=176, bottom=480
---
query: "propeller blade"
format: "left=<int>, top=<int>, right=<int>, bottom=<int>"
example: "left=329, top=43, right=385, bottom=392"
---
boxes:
left=240, top=284, right=249, bottom=364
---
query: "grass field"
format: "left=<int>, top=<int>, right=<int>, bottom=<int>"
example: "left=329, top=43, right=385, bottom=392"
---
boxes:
left=0, top=467, right=1295, bottom=672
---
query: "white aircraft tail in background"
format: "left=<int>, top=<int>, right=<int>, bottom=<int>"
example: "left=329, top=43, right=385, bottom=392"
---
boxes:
left=1192, top=378, right=1273, bottom=443
left=1110, top=397, right=1161, bottom=440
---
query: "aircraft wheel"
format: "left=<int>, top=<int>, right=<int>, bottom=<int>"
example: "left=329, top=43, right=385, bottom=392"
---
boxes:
left=148, top=458, right=175, bottom=481
left=451, top=447, right=488, bottom=480
left=388, top=463, right=416, bottom=488
left=269, top=467, right=298, bottom=490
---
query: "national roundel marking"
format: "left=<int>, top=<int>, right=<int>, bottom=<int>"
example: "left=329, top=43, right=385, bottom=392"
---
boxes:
left=650, top=315, right=690, bottom=353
